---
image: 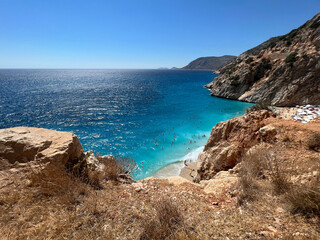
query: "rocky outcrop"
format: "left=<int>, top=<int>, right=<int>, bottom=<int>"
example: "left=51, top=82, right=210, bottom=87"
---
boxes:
left=206, top=12, right=320, bottom=106
left=182, top=55, right=236, bottom=70
left=195, top=110, right=275, bottom=181
left=0, top=127, right=83, bottom=166
left=0, top=127, right=134, bottom=184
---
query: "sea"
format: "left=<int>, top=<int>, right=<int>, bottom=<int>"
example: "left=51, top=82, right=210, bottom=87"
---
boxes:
left=0, top=69, right=252, bottom=179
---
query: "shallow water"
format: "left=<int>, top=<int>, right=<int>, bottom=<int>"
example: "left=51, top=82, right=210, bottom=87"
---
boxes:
left=0, top=69, right=252, bottom=179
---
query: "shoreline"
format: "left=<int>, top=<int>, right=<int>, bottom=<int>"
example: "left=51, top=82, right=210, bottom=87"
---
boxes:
left=152, top=146, right=203, bottom=181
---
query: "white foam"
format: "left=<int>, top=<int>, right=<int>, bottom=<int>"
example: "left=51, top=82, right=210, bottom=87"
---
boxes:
left=152, top=146, right=204, bottom=178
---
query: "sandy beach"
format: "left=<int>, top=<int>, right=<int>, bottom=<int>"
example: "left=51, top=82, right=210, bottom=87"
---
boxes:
left=179, top=161, right=197, bottom=181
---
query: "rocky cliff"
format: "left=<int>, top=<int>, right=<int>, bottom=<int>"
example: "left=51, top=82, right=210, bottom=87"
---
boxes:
left=195, top=109, right=320, bottom=182
left=206, top=12, right=320, bottom=106
left=195, top=110, right=274, bottom=181
left=182, top=55, right=236, bottom=70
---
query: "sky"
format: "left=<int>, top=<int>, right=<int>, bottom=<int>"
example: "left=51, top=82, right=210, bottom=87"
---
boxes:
left=0, top=0, right=319, bottom=69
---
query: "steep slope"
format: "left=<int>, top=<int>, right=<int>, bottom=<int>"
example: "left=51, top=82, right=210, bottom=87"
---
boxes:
left=206, top=12, right=320, bottom=106
left=182, top=55, right=236, bottom=70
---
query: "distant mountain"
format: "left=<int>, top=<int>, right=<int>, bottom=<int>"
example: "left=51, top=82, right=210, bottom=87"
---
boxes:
left=182, top=55, right=236, bottom=71
left=205, top=12, right=320, bottom=106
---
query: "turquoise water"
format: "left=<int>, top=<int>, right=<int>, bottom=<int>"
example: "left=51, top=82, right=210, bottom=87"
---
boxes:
left=0, top=69, right=252, bottom=179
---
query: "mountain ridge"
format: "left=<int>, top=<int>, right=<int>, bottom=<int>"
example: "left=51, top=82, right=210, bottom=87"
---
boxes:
left=182, top=55, right=236, bottom=71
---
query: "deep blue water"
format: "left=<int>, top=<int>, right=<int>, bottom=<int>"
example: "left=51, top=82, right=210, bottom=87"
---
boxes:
left=0, top=69, right=252, bottom=179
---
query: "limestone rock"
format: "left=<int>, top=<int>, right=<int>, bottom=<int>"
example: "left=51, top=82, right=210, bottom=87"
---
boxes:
left=199, top=171, right=238, bottom=195
left=0, top=127, right=83, bottom=166
left=195, top=111, right=274, bottom=181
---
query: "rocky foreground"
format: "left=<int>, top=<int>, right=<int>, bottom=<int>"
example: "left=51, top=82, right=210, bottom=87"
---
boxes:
left=206, top=12, right=320, bottom=106
left=1, top=111, right=320, bottom=239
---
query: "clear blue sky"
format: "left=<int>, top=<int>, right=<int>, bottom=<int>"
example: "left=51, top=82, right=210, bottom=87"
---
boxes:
left=0, top=0, right=319, bottom=69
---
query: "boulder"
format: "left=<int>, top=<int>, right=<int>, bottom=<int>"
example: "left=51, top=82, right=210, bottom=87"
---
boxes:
left=199, top=171, right=238, bottom=195
left=0, top=127, right=83, bottom=166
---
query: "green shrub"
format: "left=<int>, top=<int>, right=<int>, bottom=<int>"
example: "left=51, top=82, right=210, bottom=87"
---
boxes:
left=229, top=75, right=239, bottom=81
left=268, top=41, right=277, bottom=48
left=230, top=80, right=240, bottom=87
left=246, top=100, right=271, bottom=113
left=245, top=57, right=254, bottom=64
left=310, top=16, right=320, bottom=29
left=285, top=52, right=298, bottom=67
left=261, top=58, right=272, bottom=70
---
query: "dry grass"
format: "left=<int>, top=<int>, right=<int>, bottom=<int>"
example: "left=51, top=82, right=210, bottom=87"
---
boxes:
left=28, top=163, right=89, bottom=204
left=267, top=156, right=291, bottom=195
left=237, top=148, right=269, bottom=205
left=97, top=155, right=137, bottom=181
left=306, top=132, right=320, bottom=151
left=0, top=162, right=116, bottom=239
left=140, top=198, right=195, bottom=240
left=286, top=180, right=320, bottom=218
left=237, top=146, right=291, bottom=205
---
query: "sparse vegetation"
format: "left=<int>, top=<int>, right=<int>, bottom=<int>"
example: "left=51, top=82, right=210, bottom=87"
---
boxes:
left=246, top=100, right=271, bottom=113
left=237, top=146, right=292, bottom=206
left=286, top=182, right=320, bottom=218
left=229, top=75, right=240, bottom=87
left=310, top=16, right=320, bottom=29
left=261, top=58, right=272, bottom=70
left=268, top=41, right=277, bottom=48
left=229, top=74, right=239, bottom=81
left=230, top=80, right=240, bottom=87
left=285, top=52, right=298, bottom=67
left=245, top=57, right=254, bottom=64
left=267, top=155, right=290, bottom=195
left=284, top=29, right=298, bottom=46
left=97, top=155, right=137, bottom=181
left=237, top=148, right=269, bottom=205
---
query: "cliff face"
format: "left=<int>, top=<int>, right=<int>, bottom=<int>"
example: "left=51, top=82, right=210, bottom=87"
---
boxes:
left=195, top=110, right=274, bottom=181
left=195, top=109, right=320, bottom=181
left=182, top=55, right=236, bottom=70
left=206, top=12, right=320, bottom=107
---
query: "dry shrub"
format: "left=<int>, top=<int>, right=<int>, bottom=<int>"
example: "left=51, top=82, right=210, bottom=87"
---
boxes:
left=306, top=132, right=320, bottom=151
left=246, top=100, right=271, bottom=113
left=0, top=162, right=115, bottom=239
left=140, top=198, right=194, bottom=240
left=237, top=148, right=269, bottom=205
left=267, top=156, right=290, bottom=195
left=98, top=155, right=137, bottom=181
left=286, top=181, right=320, bottom=218
left=28, top=162, right=88, bottom=205
left=237, top=146, right=291, bottom=204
